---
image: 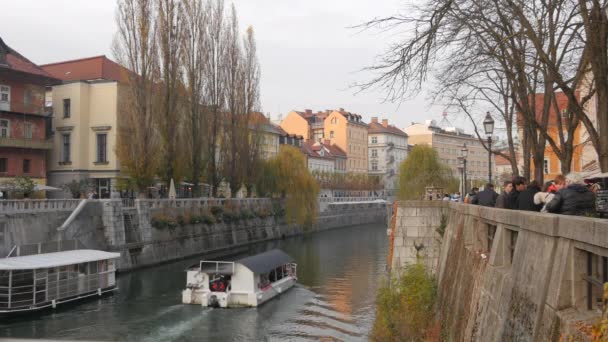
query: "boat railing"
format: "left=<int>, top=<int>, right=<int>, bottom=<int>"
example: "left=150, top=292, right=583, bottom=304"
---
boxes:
left=200, top=260, right=235, bottom=274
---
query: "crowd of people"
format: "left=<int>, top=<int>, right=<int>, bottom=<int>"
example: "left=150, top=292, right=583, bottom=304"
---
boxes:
left=434, top=172, right=600, bottom=217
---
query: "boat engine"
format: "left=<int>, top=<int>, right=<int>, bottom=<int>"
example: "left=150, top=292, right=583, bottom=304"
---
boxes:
left=209, top=295, right=220, bottom=308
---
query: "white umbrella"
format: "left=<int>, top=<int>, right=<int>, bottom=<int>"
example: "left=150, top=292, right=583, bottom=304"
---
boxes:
left=169, top=178, right=176, bottom=199
left=34, top=184, right=62, bottom=192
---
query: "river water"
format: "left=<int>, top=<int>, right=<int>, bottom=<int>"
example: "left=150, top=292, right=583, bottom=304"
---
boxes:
left=0, top=223, right=388, bottom=341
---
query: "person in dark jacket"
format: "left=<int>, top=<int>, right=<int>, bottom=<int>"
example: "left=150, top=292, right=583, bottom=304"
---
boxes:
left=467, top=187, right=479, bottom=204
left=495, top=181, right=513, bottom=209
left=517, top=180, right=542, bottom=211
left=478, top=183, right=499, bottom=207
left=507, top=176, right=526, bottom=209
left=545, top=173, right=595, bottom=216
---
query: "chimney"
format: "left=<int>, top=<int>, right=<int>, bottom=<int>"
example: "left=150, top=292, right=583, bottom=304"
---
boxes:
left=382, top=119, right=389, bottom=127
left=305, top=109, right=313, bottom=115
left=339, top=107, right=344, bottom=112
left=371, top=117, right=378, bottom=123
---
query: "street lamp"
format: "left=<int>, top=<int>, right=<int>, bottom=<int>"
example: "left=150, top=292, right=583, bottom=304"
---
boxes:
left=461, top=143, right=468, bottom=196
left=483, top=111, right=495, bottom=184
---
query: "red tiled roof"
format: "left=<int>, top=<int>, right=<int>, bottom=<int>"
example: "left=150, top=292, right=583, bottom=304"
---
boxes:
left=40, top=55, right=130, bottom=83
left=302, top=141, right=335, bottom=161
left=495, top=155, right=511, bottom=166
left=368, top=122, right=408, bottom=137
left=324, top=143, right=347, bottom=158
left=0, top=37, right=58, bottom=83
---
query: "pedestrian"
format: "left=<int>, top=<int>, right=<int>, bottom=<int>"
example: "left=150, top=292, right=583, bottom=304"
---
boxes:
left=466, top=187, right=479, bottom=204
left=477, top=183, right=499, bottom=207
left=534, top=181, right=557, bottom=213
left=495, top=181, right=513, bottom=209
left=443, top=193, right=451, bottom=201
left=546, top=173, right=596, bottom=216
left=517, top=180, right=542, bottom=211
left=507, top=176, right=526, bottom=209
left=451, top=192, right=462, bottom=202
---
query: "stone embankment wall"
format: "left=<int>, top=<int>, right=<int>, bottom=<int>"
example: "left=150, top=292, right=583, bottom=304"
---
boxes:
left=391, top=200, right=608, bottom=341
left=1, top=198, right=387, bottom=271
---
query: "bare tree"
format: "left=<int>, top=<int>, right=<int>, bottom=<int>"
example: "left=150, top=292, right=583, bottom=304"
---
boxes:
left=113, top=0, right=161, bottom=195
left=180, top=0, right=208, bottom=196
left=242, top=26, right=262, bottom=195
left=156, top=0, right=184, bottom=186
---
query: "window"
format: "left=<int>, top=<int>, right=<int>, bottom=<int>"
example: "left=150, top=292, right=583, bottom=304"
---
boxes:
left=61, top=133, right=71, bottom=163
left=0, top=119, right=8, bottom=138
left=330, top=131, right=334, bottom=139
left=24, top=122, right=32, bottom=139
left=508, top=229, right=518, bottom=264
left=63, top=99, right=71, bottom=118
left=0, top=85, right=9, bottom=102
left=372, top=160, right=378, bottom=171
left=372, top=149, right=377, bottom=158
left=0, top=158, right=6, bottom=172
left=23, top=159, right=30, bottom=174
left=331, top=117, right=337, bottom=124
left=23, top=89, right=32, bottom=106
left=487, top=224, right=497, bottom=252
left=97, top=133, right=107, bottom=163
left=371, top=136, right=377, bottom=144
left=544, top=159, right=550, bottom=174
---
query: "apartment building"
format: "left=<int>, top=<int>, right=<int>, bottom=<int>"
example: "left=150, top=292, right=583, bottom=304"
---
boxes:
left=280, top=108, right=369, bottom=173
left=516, top=92, right=584, bottom=180
left=368, top=118, right=408, bottom=192
left=41, top=55, right=129, bottom=198
left=0, top=37, right=58, bottom=190
left=404, top=120, right=495, bottom=183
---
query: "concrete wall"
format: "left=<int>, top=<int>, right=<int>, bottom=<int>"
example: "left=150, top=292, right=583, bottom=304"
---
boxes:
left=2, top=198, right=387, bottom=272
left=391, top=201, right=608, bottom=341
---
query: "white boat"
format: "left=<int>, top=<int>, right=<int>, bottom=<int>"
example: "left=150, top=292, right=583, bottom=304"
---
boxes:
left=0, top=249, right=120, bottom=314
left=182, top=249, right=297, bottom=308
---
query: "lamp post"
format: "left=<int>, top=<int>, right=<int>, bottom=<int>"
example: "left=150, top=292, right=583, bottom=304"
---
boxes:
left=457, top=156, right=464, bottom=197
left=483, top=112, right=495, bottom=184
left=461, top=143, right=468, bottom=196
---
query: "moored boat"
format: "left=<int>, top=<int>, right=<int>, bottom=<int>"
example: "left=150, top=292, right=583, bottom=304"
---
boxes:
left=0, top=249, right=120, bottom=314
left=182, top=249, right=297, bottom=308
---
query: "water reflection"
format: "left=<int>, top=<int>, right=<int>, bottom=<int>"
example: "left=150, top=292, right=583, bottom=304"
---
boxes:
left=0, top=223, right=387, bottom=341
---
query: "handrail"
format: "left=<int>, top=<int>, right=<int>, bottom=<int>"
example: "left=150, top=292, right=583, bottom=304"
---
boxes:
left=5, top=245, right=16, bottom=258
left=57, top=199, right=88, bottom=232
left=0, top=199, right=82, bottom=213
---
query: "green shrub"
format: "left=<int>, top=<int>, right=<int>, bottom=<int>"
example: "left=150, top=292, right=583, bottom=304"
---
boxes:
left=210, top=206, right=223, bottom=217
left=201, top=213, right=216, bottom=225
left=177, top=215, right=187, bottom=226
left=240, top=209, right=255, bottom=220
left=151, top=214, right=178, bottom=230
left=371, top=262, right=437, bottom=341
left=188, top=215, right=202, bottom=224
left=255, top=207, right=271, bottom=219
left=222, top=210, right=239, bottom=223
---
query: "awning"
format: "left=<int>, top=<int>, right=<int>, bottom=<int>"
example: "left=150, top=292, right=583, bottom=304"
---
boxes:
left=0, top=249, right=121, bottom=270
left=237, top=249, right=294, bottom=274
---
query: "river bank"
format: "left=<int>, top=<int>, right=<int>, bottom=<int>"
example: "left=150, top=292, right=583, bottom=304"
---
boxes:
left=0, top=223, right=388, bottom=341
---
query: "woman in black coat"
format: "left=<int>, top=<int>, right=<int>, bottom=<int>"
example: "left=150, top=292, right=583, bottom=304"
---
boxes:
left=545, top=173, right=595, bottom=216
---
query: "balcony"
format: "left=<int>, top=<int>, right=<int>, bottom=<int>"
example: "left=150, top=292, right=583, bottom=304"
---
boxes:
left=0, top=137, right=53, bottom=150
left=0, top=100, right=45, bottom=116
left=386, top=155, right=395, bottom=164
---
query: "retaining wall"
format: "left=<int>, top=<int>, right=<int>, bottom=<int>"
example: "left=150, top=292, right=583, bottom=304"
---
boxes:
left=391, top=200, right=608, bottom=341
left=1, top=198, right=388, bottom=271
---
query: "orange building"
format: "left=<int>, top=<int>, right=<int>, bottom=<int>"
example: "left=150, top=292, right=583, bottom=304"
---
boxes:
left=518, top=92, right=584, bottom=181
left=280, top=108, right=368, bottom=173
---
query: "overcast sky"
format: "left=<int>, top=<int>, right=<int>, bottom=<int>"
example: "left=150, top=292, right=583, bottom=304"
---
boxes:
left=0, top=0, right=456, bottom=131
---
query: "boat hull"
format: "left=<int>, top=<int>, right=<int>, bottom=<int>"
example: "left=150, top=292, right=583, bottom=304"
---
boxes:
left=182, top=276, right=296, bottom=308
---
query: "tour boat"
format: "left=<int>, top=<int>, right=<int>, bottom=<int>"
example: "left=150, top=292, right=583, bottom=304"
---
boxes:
left=182, top=249, right=297, bottom=308
left=0, top=249, right=121, bottom=314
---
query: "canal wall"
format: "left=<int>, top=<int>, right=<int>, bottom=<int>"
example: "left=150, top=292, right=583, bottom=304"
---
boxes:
left=391, top=200, right=608, bottom=341
left=0, top=198, right=387, bottom=270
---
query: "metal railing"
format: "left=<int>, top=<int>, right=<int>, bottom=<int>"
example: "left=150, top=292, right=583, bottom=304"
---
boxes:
left=139, top=198, right=271, bottom=210
left=0, top=199, right=82, bottom=213
left=318, top=197, right=387, bottom=204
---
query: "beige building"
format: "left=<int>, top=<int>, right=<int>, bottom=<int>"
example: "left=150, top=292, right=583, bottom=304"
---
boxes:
left=368, top=118, right=408, bottom=192
left=42, top=56, right=128, bottom=198
left=280, top=108, right=368, bottom=173
left=404, top=119, right=495, bottom=184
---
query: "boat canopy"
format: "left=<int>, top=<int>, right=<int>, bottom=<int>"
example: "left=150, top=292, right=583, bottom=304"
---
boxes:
left=237, top=249, right=294, bottom=274
left=0, top=250, right=120, bottom=270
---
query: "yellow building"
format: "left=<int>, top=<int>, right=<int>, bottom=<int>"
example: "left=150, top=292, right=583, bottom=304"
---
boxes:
left=280, top=108, right=368, bottom=173
left=42, top=56, right=128, bottom=198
